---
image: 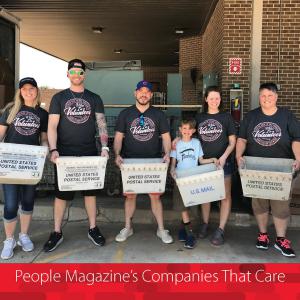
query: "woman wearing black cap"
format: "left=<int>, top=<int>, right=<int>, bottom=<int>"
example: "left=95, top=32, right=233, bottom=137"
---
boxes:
left=0, top=77, right=48, bottom=260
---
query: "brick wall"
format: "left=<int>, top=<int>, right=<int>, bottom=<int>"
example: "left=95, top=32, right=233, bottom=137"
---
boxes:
left=261, top=0, right=300, bottom=118
left=202, top=0, right=224, bottom=79
left=179, top=0, right=300, bottom=118
left=221, top=0, right=252, bottom=112
left=179, top=36, right=202, bottom=104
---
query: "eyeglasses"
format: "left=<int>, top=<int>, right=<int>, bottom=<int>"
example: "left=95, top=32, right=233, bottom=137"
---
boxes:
left=139, top=114, right=144, bottom=127
left=68, top=70, right=85, bottom=76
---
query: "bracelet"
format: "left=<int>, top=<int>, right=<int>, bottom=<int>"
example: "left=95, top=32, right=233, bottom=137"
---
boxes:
left=49, top=149, right=58, bottom=153
left=101, top=146, right=109, bottom=152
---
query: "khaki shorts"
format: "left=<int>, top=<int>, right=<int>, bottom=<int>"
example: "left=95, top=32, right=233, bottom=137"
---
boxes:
left=252, top=198, right=290, bottom=219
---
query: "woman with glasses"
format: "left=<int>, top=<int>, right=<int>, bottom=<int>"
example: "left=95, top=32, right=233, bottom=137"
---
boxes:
left=0, top=77, right=48, bottom=259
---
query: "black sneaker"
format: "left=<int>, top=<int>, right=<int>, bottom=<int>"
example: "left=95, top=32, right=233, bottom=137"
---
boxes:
left=274, top=238, right=296, bottom=257
left=256, top=233, right=270, bottom=250
left=88, top=226, right=106, bottom=246
left=43, top=231, right=63, bottom=252
left=210, top=228, right=225, bottom=246
left=178, top=227, right=187, bottom=242
left=184, top=234, right=196, bottom=249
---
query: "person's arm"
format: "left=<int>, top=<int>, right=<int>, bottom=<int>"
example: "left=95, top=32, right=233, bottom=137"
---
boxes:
left=170, top=157, right=177, bottom=179
left=0, top=125, right=8, bottom=142
left=218, top=135, right=236, bottom=167
left=48, top=114, right=60, bottom=163
left=114, top=131, right=124, bottom=168
left=199, top=156, right=218, bottom=165
left=95, top=112, right=109, bottom=158
left=161, top=132, right=171, bottom=163
left=292, top=141, right=300, bottom=171
left=236, top=138, right=247, bottom=168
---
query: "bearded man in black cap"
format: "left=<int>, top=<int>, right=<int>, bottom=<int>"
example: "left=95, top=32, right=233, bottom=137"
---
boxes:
left=43, top=58, right=109, bottom=252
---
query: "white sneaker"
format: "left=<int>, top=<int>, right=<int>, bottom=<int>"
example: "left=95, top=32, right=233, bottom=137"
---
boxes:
left=1, top=238, right=16, bottom=260
left=156, top=229, right=173, bottom=244
left=17, top=233, right=34, bottom=252
left=115, top=228, right=133, bottom=242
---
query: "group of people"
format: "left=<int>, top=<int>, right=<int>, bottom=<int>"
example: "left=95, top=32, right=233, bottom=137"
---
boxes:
left=0, top=58, right=299, bottom=261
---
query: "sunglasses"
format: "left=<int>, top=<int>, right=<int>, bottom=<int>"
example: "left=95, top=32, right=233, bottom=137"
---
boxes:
left=68, top=70, right=85, bottom=76
left=139, top=114, right=145, bottom=127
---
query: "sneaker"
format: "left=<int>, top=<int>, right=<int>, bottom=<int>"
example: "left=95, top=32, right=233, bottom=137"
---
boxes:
left=274, top=238, right=296, bottom=257
left=198, top=223, right=208, bottom=239
left=256, top=233, right=270, bottom=250
left=115, top=227, right=133, bottom=242
left=1, top=238, right=16, bottom=260
left=184, top=234, right=196, bottom=249
left=178, top=227, right=187, bottom=242
left=88, top=226, right=105, bottom=246
left=156, top=229, right=173, bottom=244
left=210, top=228, right=225, bottom=246
left=17, top=233, right=34, bottom=252
left=43, top=231, right=63, bottom=252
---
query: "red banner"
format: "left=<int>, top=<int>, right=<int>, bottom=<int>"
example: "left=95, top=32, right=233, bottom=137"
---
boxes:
left=0, top=263, right=299, bottom=299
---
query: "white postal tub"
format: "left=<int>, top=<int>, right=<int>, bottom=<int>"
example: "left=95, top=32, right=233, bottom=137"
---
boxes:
left=239, top=156, right=294, bottom=201
left=175, top=163, right=225, bottom=207
left=0, top=142, right=48, bottom=185
left=56, top=156, right=108, bottom=191
left=121, top=158, right=168, bottom=194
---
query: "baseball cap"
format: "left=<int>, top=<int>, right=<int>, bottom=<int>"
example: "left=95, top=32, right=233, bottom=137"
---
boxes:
left=19, top=77, right=38, bottom=89
left=68, top=58, right=86, bottom=71
left=136, top=80, right=152, bottom=91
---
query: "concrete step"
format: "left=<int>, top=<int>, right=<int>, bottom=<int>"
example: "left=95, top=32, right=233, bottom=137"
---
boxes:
left=1, top=195, right=300, bottom=228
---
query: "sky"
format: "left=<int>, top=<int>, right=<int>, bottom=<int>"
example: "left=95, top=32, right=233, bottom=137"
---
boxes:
left=20, top=43, right=69, bottom=89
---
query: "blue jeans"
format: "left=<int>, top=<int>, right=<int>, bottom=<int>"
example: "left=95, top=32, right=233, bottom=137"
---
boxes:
left=2, top=184, right=36, bottom=222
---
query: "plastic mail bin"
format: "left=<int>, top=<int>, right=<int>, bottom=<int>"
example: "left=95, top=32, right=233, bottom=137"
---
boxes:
left=0, top=142, right=48, bottom=185
left=121, top=158, right=168, bottom=194
left=239, top=156, right=294, bottom=201
left=175, top=163, right=225, bottom=207
left=56, top=156, right=108, bottom=191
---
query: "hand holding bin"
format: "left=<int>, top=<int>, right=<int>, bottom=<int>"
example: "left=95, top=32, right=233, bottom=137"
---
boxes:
left=239, top=156, right=294, bottom=201
left=0, top=142, right=48, bottom=185
left=120, top=158, right=168, bottom=194
left=56, top=156, right=108, bottom=191
left=175, top=163, right=225, bottom=207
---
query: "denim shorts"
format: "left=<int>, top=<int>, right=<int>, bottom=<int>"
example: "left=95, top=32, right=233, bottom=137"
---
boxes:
left=2, top=184, right=36, bottom=222
left=223, top=160, right=233, bottom=177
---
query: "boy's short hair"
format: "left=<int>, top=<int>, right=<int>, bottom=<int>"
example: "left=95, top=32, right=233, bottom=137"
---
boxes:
left=180, top=118, right=196, bottom=129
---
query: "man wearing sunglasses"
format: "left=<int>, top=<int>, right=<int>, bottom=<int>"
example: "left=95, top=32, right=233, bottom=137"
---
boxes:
left=44, top=58, right=109, bottom=252
left=114, top=80, right=173, bottom=244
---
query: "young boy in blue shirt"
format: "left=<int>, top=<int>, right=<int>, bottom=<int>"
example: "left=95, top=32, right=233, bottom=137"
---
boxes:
left=170, top=119, right=217, bottom=249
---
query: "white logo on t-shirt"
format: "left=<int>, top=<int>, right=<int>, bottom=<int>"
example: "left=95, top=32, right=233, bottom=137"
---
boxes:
left=14, top=111, right=40, bottom=136
left=198, top=119, right=223, bottom=142
left=64, top=98, right=91, bottom=124
left=252, top=122, right=281, bottom=146
left=130, top=117, right=155, bottom=141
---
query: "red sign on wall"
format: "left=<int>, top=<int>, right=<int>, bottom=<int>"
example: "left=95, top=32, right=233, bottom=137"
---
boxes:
left=229, top=58, right=242, bottom=75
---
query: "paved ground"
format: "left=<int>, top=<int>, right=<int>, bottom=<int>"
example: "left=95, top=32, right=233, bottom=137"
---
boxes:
left=1, top=220, right=299, bottom=263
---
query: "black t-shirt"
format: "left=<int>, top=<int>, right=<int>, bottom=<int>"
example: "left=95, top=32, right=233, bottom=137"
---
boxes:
left=49, top=88, right=104, bottom=156
left=0, top=105, right=48, bottom=145
left=195, top=112, right=236, bottom=159
left=239, top=107, right=300, bottom=158
left=115, top=105, right=170, bottom=158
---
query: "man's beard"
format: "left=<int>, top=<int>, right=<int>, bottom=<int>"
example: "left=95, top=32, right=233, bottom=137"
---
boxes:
left=136, top=98, right=151, bottom=106
left=71, top=78, right=84, bottom=86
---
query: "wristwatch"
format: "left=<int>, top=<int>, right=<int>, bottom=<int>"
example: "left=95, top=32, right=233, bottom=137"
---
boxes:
left=102, top=146, right=109, bottom=152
